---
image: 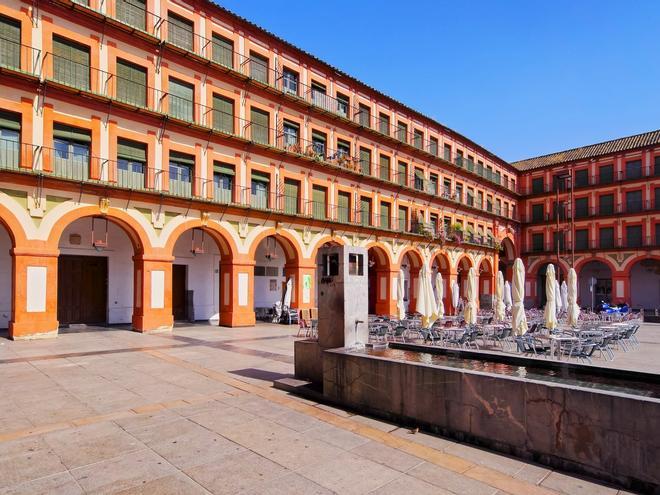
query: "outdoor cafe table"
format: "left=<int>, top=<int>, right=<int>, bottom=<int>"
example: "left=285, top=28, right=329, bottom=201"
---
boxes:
left=537, top=334, right=579, bottom=360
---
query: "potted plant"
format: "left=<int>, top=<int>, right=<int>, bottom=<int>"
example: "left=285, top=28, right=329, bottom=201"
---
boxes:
left=450, top=223, right=463, bottom=242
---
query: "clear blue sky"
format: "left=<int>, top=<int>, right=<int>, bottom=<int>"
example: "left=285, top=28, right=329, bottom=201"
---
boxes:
left=216, top=0, right=659, bottom=162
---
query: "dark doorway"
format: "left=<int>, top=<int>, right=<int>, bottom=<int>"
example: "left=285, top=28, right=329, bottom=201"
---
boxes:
left=58, top=255, right=108, bottom=325
left=172, top=264, right=188, bottom=321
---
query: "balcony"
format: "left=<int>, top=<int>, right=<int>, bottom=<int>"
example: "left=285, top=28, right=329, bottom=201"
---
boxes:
left=522, top=237, right=659, bottom=254
left=0, top=36, right=41, bottom=76
left=520, top=200, right=657, bottom=223
left=520, top=168, right=659, bottom=196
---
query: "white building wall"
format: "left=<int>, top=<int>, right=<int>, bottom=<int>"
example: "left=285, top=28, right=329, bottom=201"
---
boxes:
left=0, top=226, right=12, bottom=328
left=59, top=219, right=134, bottom=324
left=254, top=240, right=285, bottom=309
left=172, top=230, right=221, bottom=322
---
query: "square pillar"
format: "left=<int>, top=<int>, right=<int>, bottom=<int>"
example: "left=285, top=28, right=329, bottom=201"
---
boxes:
left=374, top=268, right=398, bottom=316
left=611, top=274, right=630, bottom=305
left=132, top=255, right=174, bottom=333
left=9, top=249, right=59, bottom=340
left=408, top=267, right=420, bottom=313
left=284, top=262, right=316, bottom=310
left=219, top=260, right=255, bottom=327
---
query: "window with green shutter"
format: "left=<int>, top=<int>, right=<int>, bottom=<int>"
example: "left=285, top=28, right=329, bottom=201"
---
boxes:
left=212, top=34, right=233, bottom=68
left=116, top=59, right=146, bottom=107
left=312, top=185, right=327, bottom=219
left=116, top=138, right=146, bottom=189
left=575, top=229, right=589, bottom=250
left=397, top=161, right=407, bottom=186
left=213, top=162, right=234, bottom=203
left=378, top=113, right=390, bottom=135
left=168, top=78, right=194, bottom=122
left=0, top=110, right=21, bottom=169
left=398, top=205, right=407, bottom=232
left=167, top=13, right=193, bottom=51
left=251, top=171, right=269, bottom=209
left=429, top=137, right=438, bottom=156
left=599, top=227, right=614, bottom=249
left=53, top=36, right=90, bottom=90
left=599, top=194, right=613, bottom=215
left=414, top=168, right=424, bottom=191
left=283, top=178, right=300, bottom=215
left=360, top=197, right=371, bottom=226
left=380, top=201, right=390, bottom=229
left=250, top=108, right=269, bottom=144
left=0, top=15, right=21, bottom=70
left=337, top=191, right=350, bottom=223
left=212, top=94, right=234, bottom=134
left=397, top=122, right=407, bottom=142
left=168, top=150, right=194, bottom=197
left=379, top=155, right=390, bottom=181
left=249, top=52, right=268, bottom=84
left=116, top=0, right=146, bottom=30
left=53, top=123, right=90, bottom=180
left=359, top=147, right=371, bottom=175
left=358, top=104, right=370, bottom=127
left=413, top=130, right=423, bottom=149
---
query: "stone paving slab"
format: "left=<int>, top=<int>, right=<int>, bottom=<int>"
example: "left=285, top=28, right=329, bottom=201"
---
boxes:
left=0, top=323, right=649, bottom=494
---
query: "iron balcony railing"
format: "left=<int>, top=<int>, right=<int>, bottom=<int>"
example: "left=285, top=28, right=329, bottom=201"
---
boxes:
left=520, top=168, right=660, bottom=195
left=521, top=200, right=658, bottom=223
left=0, top=35, right=42, bottom=76
left=522, top=236, right=659, bottom=254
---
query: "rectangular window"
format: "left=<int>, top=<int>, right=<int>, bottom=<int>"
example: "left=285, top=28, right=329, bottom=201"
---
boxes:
left=494, top=170, right=501, bottom=185
left=379, top=154, right=390, bottom=181
left=599, top=164, right=613, bottom=184
left=414, top=168, right=424, bottom=191
left=251, top=171, right=270, bottom=209
left=311, top=130, right=326, bottom=156
left=336, top=93, right=349, bottom=117
left=116, top=138, right=146, bottom=189
left=359, top=147, right=371, bottom=175
left=116, top=59, right=147, bottom=107
left=168, top=78, right=194, bottom=122
left=486, top=195, right=493, bottom=212
left=599, top=227, right=614, bottom=249
left=552, top=174, right=566, bottom=192
left=116, top=0, right=146, bottom=31
left=360, top=197, right=372, bottom=226
left=626, top=190, right=643, bottom=213
left=574, top=197, right=589, bottom=218
left=380, top=201, right=391, bottom=229
left=250, top=107, right=269, bottom=144
left=249, top=52, right=268, bottom=84
left=53, top=123, right=90, bottom=180
left=553, top=231, right=565, bottom=251
left=532, top=233, right=544, bottom=252
left=553, top=200, right=566, bottom=221
left=378, top=113, right=390, bottom=136
left=575, top=229, right=589, bottom=250
left=626, top=225, right=642, bottom=248
left=213, top=162, right=234, bottom=203
left=443, top=144, right=451, bottom=162
left=358, top=104, right=371, bottom=127
left=476, top=191, right=483, bottom=209
left=397, top=121, right=408, bottom=143
left=429, top=213, right=438, bottom=235
left=167, top=13, right=193, bottom=51
left=531, top=204, right=544, bottom=222
left=655, top=156, right=660, bottom=177
left=466, top=188, right=474, bottom=207
left=455, top=150, right=464, bottom=167
left=283, top=178, right=300, bottom=215
left=281, top=68, right=299, bottom=96
left=310, top=82, right=327, bottom=109
left=413, top=129, right=424, bottom=149
left=655, top=187, right=660, bottom=210
left=531, top=177, right=544, bottom=194
left=429, top=173, right=439, bottom=195
left=599, top=194, right=614, bottom=215
left=336, top=139, right=350, bottom=160
left=168, top=150, right=194, bottom=197
left=281, top=120, right=299, bottom=150
left=455, top=182, right=463, bottom=203
left=0, top=110, right=21, bottom=169
left=466, top=156, right=475, bottom=173
left=311, top=185, right=327, bottom=220
left=53, top=36, right=90, bottom=90
left=625, top=159, right=642, bottom=180
left=443, top=178, right=452, bottom=198
left=398, top=205, right=408, bottom=232
left=495, top=198, right=502, bottom=215
left=477, top=160, right=484, bottom=176
left=429, top=137, right=438, bottom=156
left=212, top=94, right=234, bottom=134
left=0, top=16, right=21, bottom=70
left=574, top=168, right=589, bottom=187
left=337, top=191, right=351, bottom=223
left=211, top=34, right=233, bottom=68
left=397, top=161, right=407, bottom=186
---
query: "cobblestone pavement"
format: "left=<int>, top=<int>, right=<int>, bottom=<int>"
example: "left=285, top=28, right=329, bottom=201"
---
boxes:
left=0, top=323, right=650, bottom=494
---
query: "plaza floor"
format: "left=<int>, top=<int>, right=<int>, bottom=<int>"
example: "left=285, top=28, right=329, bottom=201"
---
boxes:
left=0, top=323, right=653, bottom=494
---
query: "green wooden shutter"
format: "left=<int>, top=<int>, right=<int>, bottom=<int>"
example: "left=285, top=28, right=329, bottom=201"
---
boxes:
left=337, top=191, right=350, bottom=223
left=53, top=36, right=90, bottom=90
left=53, top=123, right=91, bottom=143
left=360, top=197, right=371, bottom=226
left=0, top=110, right=20, bottom=131
left=116, top=0, right=146, bottom=30
left=117, top=139, right=146, bottom=162
left=116, top=59, right=146, bottom=106
left=380, top=202, right=390, bottom=229
left=414, top=168, right=424, bottom=190
left=212, top=34, right=233, bottom=68
left=284, top=179, right=299, bottom=214
left=359, top=148, right=371, bottom=175
left=312, top=185, right=326, bottom=219
left=398, top=206, right=407, bottom=231
left=250, top=108, right=269, bottom=144
left=397, top=162, right=407, bottom=186
left=0, top=16, right=20, bottom=69
left=168, top=78, right=194, bottom=121
left=379, top=155, right=390, bottom=181
left=250, top=53, right=268, bottom=83
left=212, top=95, right=234, bottom=133
left=167, top=13, right=193, bottom=51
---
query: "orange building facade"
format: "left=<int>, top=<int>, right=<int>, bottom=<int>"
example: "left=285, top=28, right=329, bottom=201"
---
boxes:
left=0, top=0, right=519, bottom=339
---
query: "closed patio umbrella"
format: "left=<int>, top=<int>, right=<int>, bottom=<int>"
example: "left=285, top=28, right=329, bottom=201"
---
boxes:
left=544, top=264, right=558, bottom=331
left=451, top=280, right=460, bottom=315
left=397, top=269, right=406, bottom=320
left=561, top=281, right=568, bottom=312
left=512, top=258, right=528, bottom=335
left=555, top=279, right=562, bottom=316
left=494, top=271, right=506, bottom=322
left=435, top=272, right=445, bottom=319
left=504, top=281, right=512, bottom=311
left=567, top=267, right=580, bottom=326
left=417, top=265, right=439, bottom=328
left=463, top=266, right=477, bottom=325
left=282, top=277, right=292, bottom=309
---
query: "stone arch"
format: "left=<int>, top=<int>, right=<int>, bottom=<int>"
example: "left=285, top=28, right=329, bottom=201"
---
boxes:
left=396, top=246, right=423, bottom=270
left=365, top=241, right=393, bottom=269
left=366, top=243, right=394, bottom=315
left=498, top=236, right=516, bottom=281
left=455, top=254, right=474, bottom=300
left=430, top=250, right=451, bottom=312
left=396, top=247, right=424, bottom=313
left=248, top=228, right=304, bottom=265
left=163, top=220, right=238, bottom=260
left=310, top=235, right=346, bottom=261
left=478, top=257, right=495, bottom=308
left=574, top=255, right=617, bottom=276
left=627, top=255, right=660, bottom=309
left=576, top=259, right=614, bottom=309
left=0, top=202, right=27, bottom=248
left=0, top=205, right=23, bottom=331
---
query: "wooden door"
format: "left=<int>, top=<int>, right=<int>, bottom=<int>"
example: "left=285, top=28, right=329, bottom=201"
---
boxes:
left=172, top=264, right=187, bottom=321
left=58, top=255, right=107, bottom=325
